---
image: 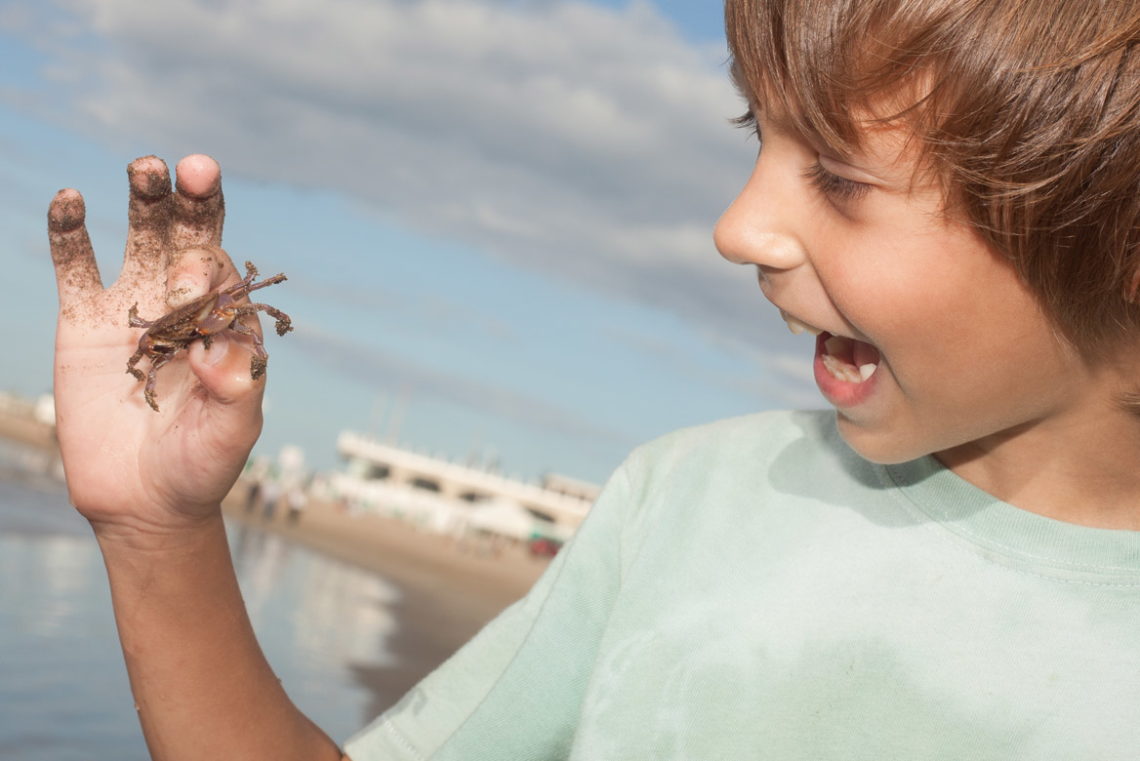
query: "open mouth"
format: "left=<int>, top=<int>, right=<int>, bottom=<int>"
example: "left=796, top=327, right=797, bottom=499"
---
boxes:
left=779, top=309, right=882, bottom=390
left=818, top=332, right=880, bottom=383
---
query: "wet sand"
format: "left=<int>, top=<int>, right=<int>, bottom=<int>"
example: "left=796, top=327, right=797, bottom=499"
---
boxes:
left=223, top=481, right=552, bottom=717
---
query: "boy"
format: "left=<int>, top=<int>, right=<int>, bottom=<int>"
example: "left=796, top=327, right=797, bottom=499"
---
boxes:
left=45, top=0, right=1140, bottom=759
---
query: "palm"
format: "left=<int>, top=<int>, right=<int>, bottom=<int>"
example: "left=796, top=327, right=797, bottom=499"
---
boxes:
left=49, top=156, right=264, bottom=531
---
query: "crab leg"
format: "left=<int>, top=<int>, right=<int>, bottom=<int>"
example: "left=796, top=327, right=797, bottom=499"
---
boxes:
left=243, top=273, right=287, bottom=295
left=128, top=303, right=154, bottom=329
left=227, top=319, right=268, bottom=359
left=143, top=354, right=173, bottom=412
left=216, top=261, right=259, bottom=298
left=127, top=350, right=147, bottom=382
left=254, top=303, right=292, bottom=336
left=226, top=318, right=273, bottom=381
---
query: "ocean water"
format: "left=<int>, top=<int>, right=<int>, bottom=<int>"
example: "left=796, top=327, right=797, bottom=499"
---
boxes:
left=0, top=475, right=403, bottom=760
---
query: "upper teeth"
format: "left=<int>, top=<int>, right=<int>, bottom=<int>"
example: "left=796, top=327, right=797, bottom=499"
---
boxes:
left=780, top=310, right=821, bottom=336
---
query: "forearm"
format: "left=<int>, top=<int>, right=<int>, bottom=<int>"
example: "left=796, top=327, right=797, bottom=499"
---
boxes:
left=98, top=512, right=343, bottom=761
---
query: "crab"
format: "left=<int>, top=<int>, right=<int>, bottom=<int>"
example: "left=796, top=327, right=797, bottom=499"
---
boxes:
left=126, top=260, right=293, bottom=411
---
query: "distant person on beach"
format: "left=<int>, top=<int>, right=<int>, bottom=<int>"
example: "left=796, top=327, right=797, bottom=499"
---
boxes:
left=44, top=1, right=1140, bottom=759
left=286, top=483, right=307, bottom=525
left=259, top=476, right=282, bottom=521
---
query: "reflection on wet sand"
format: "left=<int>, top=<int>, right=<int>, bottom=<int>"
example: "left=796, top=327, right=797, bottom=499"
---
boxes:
left=222, top=485, right=551, bottom=724
left=0, top=456, right=550, bottom=757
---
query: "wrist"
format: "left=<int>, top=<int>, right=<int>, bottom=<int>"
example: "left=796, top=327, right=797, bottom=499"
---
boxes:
left=91, top=508, right=227, bottom=558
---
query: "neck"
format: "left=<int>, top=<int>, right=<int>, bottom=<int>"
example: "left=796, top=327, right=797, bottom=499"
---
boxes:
left=937, top=399, right=1140, bottom=531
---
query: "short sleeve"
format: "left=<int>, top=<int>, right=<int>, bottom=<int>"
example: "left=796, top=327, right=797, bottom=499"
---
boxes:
left=344, top=459, right=638, bottom=761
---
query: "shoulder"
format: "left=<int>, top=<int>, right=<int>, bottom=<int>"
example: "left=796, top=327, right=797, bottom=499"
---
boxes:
left=627, top=409, right=836, bottom=475
left=605, top=409, right=851, bottom=511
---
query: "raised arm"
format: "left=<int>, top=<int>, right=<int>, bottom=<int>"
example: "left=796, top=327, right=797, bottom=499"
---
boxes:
left=48, top=155, right=346, bottom=761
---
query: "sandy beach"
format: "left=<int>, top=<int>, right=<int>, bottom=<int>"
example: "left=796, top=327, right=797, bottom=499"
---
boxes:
left=223, top=479, right=552, bottom=717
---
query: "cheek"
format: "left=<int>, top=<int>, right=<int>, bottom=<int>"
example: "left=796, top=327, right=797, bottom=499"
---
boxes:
left=826, top=222, right=1038, bottom=342
left=820, top=250, right=956, bottom=347
left=887, top=278, right=1065, bottom=401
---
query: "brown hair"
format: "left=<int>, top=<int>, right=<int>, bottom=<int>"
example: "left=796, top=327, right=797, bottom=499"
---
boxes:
left=725, top=0, right=1140, bottom=359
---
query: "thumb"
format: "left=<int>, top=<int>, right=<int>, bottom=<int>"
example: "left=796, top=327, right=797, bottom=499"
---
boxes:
left=186, top=334, right=267, bottom=411
left=181, top=335, right=265, bottom=495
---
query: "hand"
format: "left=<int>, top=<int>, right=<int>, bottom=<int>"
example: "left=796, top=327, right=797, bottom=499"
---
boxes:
left=49, top=155, right=266, bottom=540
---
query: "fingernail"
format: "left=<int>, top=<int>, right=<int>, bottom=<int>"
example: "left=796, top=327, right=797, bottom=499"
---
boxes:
left=175, top=154, right=222, bottom=198
left=204, top=335, right=228, bottom=366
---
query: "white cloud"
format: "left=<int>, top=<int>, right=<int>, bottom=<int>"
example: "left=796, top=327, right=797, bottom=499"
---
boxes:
left=21, top=0, right=760, bottom=339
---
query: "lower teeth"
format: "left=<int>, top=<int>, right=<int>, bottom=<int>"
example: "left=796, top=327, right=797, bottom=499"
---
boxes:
left=822, top=354, right=878, bottom=383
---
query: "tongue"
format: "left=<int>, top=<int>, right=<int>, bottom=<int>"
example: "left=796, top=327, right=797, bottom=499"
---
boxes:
left=824, top=334, right=881, bottom=366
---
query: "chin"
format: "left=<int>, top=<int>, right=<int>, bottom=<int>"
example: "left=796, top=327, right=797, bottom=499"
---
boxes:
left=833, top=414, right=935, bottom=466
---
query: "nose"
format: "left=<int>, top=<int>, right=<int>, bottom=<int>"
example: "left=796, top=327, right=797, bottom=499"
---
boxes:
left=714, top=160, right=807, bottom=272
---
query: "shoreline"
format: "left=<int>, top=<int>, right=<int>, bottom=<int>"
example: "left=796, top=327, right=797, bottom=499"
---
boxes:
left=223, top=481, right=552, bottom=716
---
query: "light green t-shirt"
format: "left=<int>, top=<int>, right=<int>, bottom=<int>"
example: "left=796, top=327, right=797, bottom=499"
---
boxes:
left=345, top=410, right=1140, bottom=760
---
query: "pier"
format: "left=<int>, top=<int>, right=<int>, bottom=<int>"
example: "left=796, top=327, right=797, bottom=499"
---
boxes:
left=336, top=432, right=596, bottom=525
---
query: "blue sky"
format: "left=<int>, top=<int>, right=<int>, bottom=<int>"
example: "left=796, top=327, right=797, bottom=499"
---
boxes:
left=0, top=0, right=821, bottom=485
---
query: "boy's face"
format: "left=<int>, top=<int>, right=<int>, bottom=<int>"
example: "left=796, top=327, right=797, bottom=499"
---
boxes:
left=715, top=105, right=1106, bottom=465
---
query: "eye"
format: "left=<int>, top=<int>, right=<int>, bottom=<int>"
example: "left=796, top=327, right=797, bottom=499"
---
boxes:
left=803, top=162, right=871, bottom=202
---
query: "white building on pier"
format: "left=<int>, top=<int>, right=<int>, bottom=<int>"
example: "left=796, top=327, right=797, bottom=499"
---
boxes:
left=330, top=432, right=598, bottom=543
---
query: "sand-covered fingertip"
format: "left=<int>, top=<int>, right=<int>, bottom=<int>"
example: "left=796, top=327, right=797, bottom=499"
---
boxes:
left=48, top=189, right=86, bottom=233
left=126, top=155, right=172, bottom=200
